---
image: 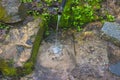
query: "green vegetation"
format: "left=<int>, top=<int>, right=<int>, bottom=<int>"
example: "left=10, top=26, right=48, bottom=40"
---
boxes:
left=0, top=23, right=9, bottom=30
left=21, top=0, right=115, bottom=32
left=60, top=0, right=113, bottom=31
left=106, top=14, right=115, bottom=22
left=0, top=5, right=10, bottom=22
left=20, top=0, right=33, bottom=3
left=0, top=58, right=16, bottom=76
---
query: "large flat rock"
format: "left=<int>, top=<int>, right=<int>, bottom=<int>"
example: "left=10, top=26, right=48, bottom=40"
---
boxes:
left=101, top=22, right=120, bottom=46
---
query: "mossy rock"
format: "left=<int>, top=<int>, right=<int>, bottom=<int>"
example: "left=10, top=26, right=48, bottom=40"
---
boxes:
left=0, top=58, right=17, bottom=76
left=0, top=18, right=45, bottom=77
left=0, top=1, right=27, bottom=23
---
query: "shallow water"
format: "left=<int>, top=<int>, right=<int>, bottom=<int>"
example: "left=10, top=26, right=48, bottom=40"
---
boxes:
left=51, top=43, right=63, bottom=56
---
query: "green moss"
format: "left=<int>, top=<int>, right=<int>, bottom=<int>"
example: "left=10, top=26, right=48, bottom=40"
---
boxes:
left=0, top=59, right=17, bottom=76
left=20, top=0, right=33, bottom=3
left=20, top=18, right=45, bottom=76
left=2, top=67, right=16, bottom=76
left=0, top=4, right=10, bottom=22
left=28, top=18, right=45, bottom=63
left=23, top=62, right=33, bottom=75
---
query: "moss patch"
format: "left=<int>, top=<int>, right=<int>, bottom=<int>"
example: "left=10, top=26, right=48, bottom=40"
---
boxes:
left=0, top=4, right=10, bottom=22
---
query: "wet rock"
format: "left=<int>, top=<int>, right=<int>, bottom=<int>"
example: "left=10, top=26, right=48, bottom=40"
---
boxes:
left=101, top=22, right=120, bottom=46
left=0, top=0, right=26, bottom=23
left=109, top=61, right=120, bottom=76
left=24, top=32, right=76, bottom=80
left=37, top=41, right=76, bottom=71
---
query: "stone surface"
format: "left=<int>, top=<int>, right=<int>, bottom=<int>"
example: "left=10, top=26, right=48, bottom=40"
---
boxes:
left=109, top=61, right=120, bottom=76
left=74, top=31, right=109, bottom=77
left=0, top=0, right=26, bottom=23
left=0, top=30, right=7, bottom=41
left=107, top=43, right=120, bottom=64
left=37, top=41, right=76, bottom=71
left=0, top=18, right=41, bottom=67
left=101, top=22, right=120, bottom=46
left=20, top=23, right=120, bottom=80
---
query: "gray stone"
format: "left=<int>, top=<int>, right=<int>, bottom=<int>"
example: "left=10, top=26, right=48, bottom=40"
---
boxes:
left=101, top=22, right=120, bottom=46
left=0, top=0, right=26, bottom=23
left=109, top=61, right=120, bottom=76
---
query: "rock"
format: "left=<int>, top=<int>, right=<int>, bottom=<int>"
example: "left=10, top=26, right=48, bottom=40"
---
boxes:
left=101, top=22, right=120, bottom=46
left=20, top=26, right=120, bottom=80
left=2, top=44, right=17, bottom=59
left=109, top=61, right=120, bottom=76
left=0, top=0, right=26, bottom=23
left=74, top=31, right=109, bottom=77
left=0, top=30, right=7, bottom=41
left=107, top=43, right=120, bottom=64
left=0, top=18, right=41, bottom=67
left=29, top=32, right=76, bottom=80
left=37, top=41, right=76, bottom=71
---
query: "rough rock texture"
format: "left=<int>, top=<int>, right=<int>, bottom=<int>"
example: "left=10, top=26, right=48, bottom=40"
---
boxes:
left=101, top=22, right=120, bottom=46
left=107, top=43, right=120, bottom=77
left=20, top=29, right=111, bottom=80
left=37, top=41, right=76, bottom=71
left=0, top=18, right=41, bottom=67
left=0, top=0, right=26, bottom=23
left=107, top=43, right=120, bottom=64
left=21, top=22, right=120, bottom=80
left=101, top=0, right=120, bottom=22
left=73, top=31, right=109, bottom=79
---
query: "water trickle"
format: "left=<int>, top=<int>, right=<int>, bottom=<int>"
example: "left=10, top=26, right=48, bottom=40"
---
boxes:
left=55, top=14, right=61, bottom=46
left=51, top=0, right=67, bottom=56
left=52, top=14, right=63, bottom=56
